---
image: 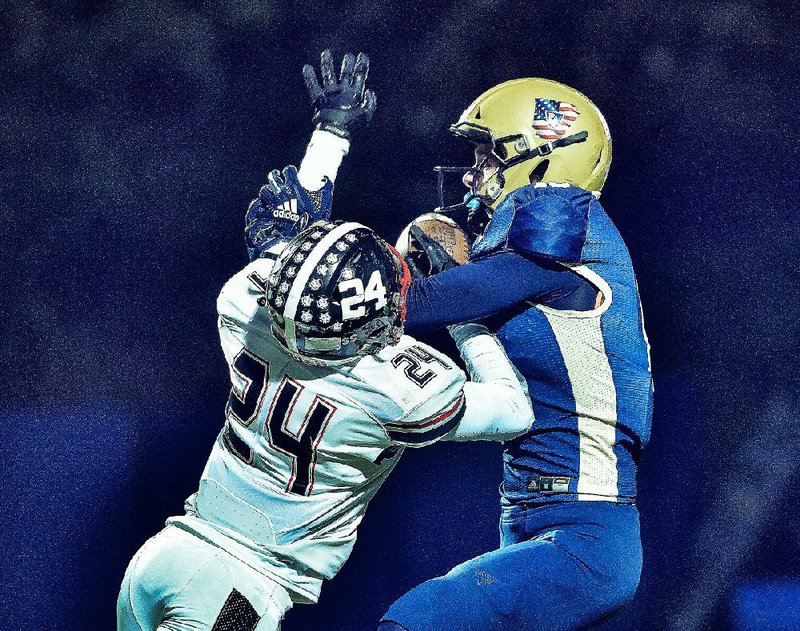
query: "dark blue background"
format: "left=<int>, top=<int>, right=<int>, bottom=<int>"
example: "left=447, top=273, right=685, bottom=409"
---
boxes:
left=2, top=2, right=799, bottom=630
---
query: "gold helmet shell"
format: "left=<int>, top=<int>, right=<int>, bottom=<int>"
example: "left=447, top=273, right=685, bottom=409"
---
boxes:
left=452, top=78, right=611, bottom=208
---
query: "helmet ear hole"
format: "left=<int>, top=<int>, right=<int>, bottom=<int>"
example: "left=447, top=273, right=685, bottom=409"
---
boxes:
left=529, top=159, right=550, bottom=184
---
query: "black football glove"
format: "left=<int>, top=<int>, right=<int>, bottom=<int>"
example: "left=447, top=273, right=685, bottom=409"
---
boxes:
left=302, top=49, right=377, bottom=140
left=407, top=225, right=459, bottom=279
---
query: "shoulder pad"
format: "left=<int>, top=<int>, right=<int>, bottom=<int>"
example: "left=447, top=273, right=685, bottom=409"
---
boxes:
left=217, top=257, right=278, bottom=327
left=471, top=184, right=594, bottom=264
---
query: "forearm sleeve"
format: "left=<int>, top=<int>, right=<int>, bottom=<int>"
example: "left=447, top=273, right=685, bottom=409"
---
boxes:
left=405, top=251, right=594, bottom=336
left=297, top=130, right=350, bottom=190
left=444, top=323, right=533, bottom=442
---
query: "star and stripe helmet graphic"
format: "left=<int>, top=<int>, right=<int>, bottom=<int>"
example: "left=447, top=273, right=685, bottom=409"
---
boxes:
left=532, top=98, right=579, bottom=140
left=267, top=221, right=411, bottom=364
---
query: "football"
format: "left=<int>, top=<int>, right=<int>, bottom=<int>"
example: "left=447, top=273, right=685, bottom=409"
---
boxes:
left=395, top=212, right=470, bottom=265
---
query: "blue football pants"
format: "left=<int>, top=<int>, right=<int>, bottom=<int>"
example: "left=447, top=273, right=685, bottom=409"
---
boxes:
left=380, top=502, right=642, bottom=631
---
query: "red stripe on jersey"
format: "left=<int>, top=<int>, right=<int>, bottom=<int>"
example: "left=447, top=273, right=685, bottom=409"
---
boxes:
left=385, top=393, right=465, bottom=432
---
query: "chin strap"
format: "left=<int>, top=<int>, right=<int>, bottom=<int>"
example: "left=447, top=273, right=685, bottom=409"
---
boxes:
left=504, top=130, right=588, bottom=169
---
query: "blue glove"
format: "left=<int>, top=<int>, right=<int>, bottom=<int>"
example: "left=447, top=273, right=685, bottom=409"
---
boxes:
left=245, top=165, right=334, bottom=261
left=302, top=50, right=377, bottom=140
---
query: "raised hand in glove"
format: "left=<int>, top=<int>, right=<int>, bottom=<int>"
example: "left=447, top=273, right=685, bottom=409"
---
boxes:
left=245, top=165, right=333, bottom=261
left=406, top=224, right=459, bottom=279
left=302, top=49, right=377, bottom=140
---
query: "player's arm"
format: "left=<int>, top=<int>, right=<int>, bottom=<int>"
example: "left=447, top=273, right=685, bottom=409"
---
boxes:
left=384, top=329, right=532, bottom=447
left=246, top=50, right=376, bottom=260
left=401, top=186, right=597, bottom=335
left=298, top=49, right=375, bottom=184
left=443, top=323, right=532, bottom=442
left=404, top=250, right=595, bottom=336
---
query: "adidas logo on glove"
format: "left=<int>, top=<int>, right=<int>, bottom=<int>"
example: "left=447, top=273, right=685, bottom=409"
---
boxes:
left=273, top=200, right=300, bottom=222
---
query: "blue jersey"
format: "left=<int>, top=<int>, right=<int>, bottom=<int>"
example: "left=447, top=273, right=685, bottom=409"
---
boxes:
left=491, top=185, right=652, bottom=504
left=406, top=183, right=654, bottom=505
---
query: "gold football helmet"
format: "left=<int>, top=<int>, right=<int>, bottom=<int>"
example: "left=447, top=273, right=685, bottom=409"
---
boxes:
left=447, top=78, right=612, bottom=209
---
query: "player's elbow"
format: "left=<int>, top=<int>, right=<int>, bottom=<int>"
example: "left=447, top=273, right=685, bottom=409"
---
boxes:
left=494, top=385, right=534, bottom=439
left=451, top=381, right=533, bottom=442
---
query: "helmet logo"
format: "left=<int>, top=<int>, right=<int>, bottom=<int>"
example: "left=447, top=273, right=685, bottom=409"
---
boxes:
left=532, top=98, right=579, bottom=140
left=273, top=199, right=300, bottom=222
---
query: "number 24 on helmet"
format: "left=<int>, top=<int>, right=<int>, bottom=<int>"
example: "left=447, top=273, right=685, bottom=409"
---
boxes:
left=266, top=221, right=411, bottom=365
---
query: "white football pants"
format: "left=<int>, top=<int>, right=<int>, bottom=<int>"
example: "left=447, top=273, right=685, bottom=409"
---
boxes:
left=117, top=525, right=293, bottom=631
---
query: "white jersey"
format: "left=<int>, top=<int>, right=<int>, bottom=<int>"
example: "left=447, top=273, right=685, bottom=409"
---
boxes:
left=169, top=255, right=466, bottom=603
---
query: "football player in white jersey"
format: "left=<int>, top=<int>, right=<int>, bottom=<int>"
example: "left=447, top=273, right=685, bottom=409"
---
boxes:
left=116, top=51, right=533, bottom=631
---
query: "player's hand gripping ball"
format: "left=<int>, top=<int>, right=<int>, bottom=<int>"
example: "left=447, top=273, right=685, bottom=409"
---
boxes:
left=395, top=213, right=470, bottom=278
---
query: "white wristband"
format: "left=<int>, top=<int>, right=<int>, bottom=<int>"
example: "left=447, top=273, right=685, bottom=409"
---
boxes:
left=297, top=130, right=350, bottom=190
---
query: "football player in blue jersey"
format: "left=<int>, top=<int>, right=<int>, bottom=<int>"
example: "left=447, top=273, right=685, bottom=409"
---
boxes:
left=377, top=80, right=654, bottom=630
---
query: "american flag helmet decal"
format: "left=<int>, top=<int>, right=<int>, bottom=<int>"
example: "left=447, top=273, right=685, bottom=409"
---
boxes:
left=532, top=98, right=580, bottom=140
